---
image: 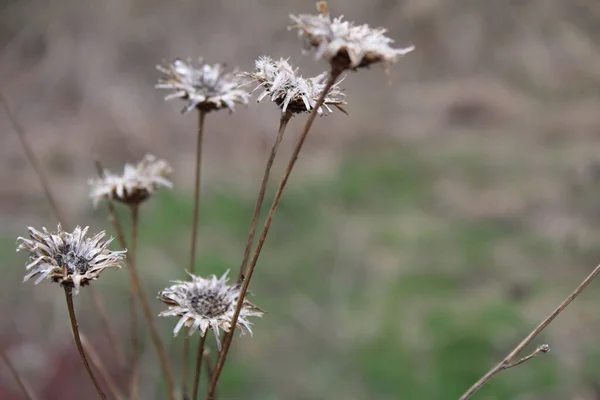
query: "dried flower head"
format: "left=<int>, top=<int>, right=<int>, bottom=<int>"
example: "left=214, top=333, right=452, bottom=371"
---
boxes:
left=240, top=56, right=347, bottom=116
left=158, top=270, right=264, bottom=349
left=89, top=154, right=172, bottom=206
left=289, top=1, right=414, bottom=72
left=156, top=58, right=250, bottom=113
left=17, top=225, right=126, bottom=293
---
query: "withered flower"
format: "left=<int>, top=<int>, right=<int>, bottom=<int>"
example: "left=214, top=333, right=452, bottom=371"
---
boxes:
left=17, top=225, right=126, bottom=293
left=159, top=271, right=264, bottom=349
left=156, top=58, right=250, bottom=113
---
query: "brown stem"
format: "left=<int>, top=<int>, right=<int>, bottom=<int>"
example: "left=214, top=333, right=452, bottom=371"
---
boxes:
left=63, top=285, right=107, bottom=399
left=206, top=71, right=342, bottom=399
left=459, top=263, right=600, bottom=400
left=81, top=334, right=127, bottom=400
left=182, top=108, right=207, bottom=399
left=192, top=334, right=207, bottom=400
left=129, top=204, right=140, bottom=400
left=2, top=92, right=124, bottom=372
left=94, top=160, right=177, bottom=400
left=237, top=111, right=292, bottom=283
left=0, top=92, right=66, bottom=225
left=0, top=347, right=39, bottom=400
left=89, top=286, right=126, bottom=367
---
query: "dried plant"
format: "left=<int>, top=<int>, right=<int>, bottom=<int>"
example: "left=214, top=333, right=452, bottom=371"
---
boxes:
left=89, top=154, right=172, bottom=206
left=17, top=224, right=126, bottom=294
left=156, top=58, right=250, bottom=114
left=240, top=56, right=347, bottom=115
left=289, top=1, right=414, bottom=72
left=158, top=270, right=264, bottom=350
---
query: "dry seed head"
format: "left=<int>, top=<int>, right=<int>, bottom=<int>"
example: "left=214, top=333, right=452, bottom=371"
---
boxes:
left=16, top=224, right=126, bottom=294
left=240, top=56, right=347, bottom=116
left=158, top=270, right=264, bottom=350
left=156, top=58, right=250, bottom=113
left=89, top=154, right=172, bottom=206
left=289, top=2, right=414, bottom=72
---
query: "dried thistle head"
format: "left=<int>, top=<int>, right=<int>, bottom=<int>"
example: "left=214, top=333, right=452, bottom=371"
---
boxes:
left=156, top=58, right=250, bottom=113
left=158, top=270, right=264, bottom=349
left=89, top=154, right=172, bottom=207
left=17, top=225, right=126, bottom=293
left=240, top=56, right=347, bottom=116
left=289, top=1, right=414, bottom=72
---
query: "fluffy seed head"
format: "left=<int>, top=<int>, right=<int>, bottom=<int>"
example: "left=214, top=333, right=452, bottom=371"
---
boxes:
left=16, top=225, right=126, bottom=294
left=89, top=154, right=172, bottom=206
left=158, top=270, right=264, bottom=349
left=240, top=56, right=347, bottom=116
left=289, top=1, right=414, bottom=72
left=156, top=58, right=250, bottom=113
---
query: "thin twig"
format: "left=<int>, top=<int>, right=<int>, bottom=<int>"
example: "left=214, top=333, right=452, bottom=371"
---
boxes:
left=0, top=347, right=39, bottom=400
left=63, top=285, right=107, bottom=399
left=0, top=92, right=66, bottom=225
left=183, top=109, right=207, bottom=399
left=192, top=334, right=207, bottom=400
left=81, top=334, right=127, bottom=400
left=89, top=286, right=126, bottom=367
left=94, top=160, right=177, bottom=400
left=459, top=263, right=600, bottom=400
left=237, top=111, right=292, bottom=283
left=504, top=344, right=550, bottom=369
left=207, top=71, right=342, bottom=399
left=3, top=92, right=125, bottom=371
left=129, top=203, right=140, bottom=400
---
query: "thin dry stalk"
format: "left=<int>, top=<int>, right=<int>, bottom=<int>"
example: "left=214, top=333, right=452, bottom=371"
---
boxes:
left=0, top=347, right=39, bottom=400
left=81, top=334, right=127, bottom=400
left=459, top=263, right=600, bottom=400
left=183, top=109, right=207, bottom=398
left=0, top=93, right=66, bottom=225
left=89, top=287, right=126, bottom=367
left=207, top=71, right=342, bottom=399
left=95, top=160, right=177, bottom=400
left=129, top=204, right=140, bottom=400
left=63, top=285, right=107, bottom=399
left=2, top=92, right=125, bottom=373
left=192, top=334, right=207, bottom=400
left=237, top=111, right=293, bottom=283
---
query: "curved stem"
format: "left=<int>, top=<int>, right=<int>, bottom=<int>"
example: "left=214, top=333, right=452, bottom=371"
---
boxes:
left=129, top=204, right=140, bottom=400
left=94, top=160, right=177, bottom=400
left=182, top=108, right=207, bottom=399
left=207, top=71, right=342, bottom=399
left=459, top=263, right=600, bottom=400
left=192, top=334, right=207, bottom=400
left=0, top=348, right=39, bottom=400
left=63, top=285, right=107, bottom=399
left=237, top=111, right=292, bottom=283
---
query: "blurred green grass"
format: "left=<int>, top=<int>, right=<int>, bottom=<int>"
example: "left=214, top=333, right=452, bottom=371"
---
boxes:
left=6, top=141, right=598, bottom=399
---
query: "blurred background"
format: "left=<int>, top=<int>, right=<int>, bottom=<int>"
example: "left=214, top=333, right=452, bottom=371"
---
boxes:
left=2, top=0, right=600, bottom=399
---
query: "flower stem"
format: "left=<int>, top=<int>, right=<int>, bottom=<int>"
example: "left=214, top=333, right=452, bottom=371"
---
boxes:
left=129, top=204, right=140, bottom=400
left=207, top=71, right=342, bottom=399
left=458, top=263, right=600, bottom=400
left=0, top=347, right=39, bottom=400
left=182, top=108, right=207, bottom=399
left=191, top=334, right=207, bottom=400
left=95, top=160, right=177, bottom=400
left=63, top=285, right=107, bottom=399
left=237, top=111, right=292, bottom=283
